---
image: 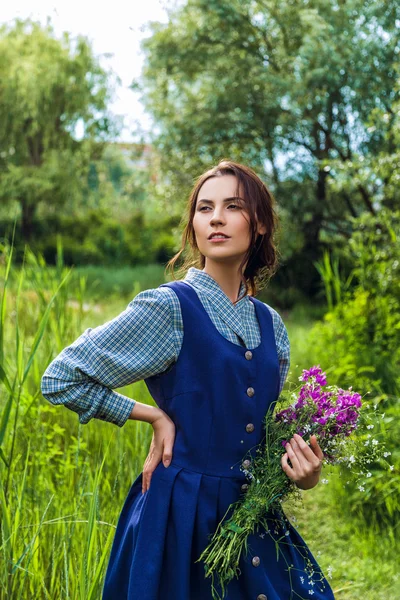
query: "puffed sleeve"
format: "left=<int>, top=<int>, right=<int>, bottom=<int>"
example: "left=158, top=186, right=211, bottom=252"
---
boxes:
left=40, top=287, right=179, bottom=427
left=264, top=304, right=291, bottom=394
left=275, top=315, right=290, bottom=394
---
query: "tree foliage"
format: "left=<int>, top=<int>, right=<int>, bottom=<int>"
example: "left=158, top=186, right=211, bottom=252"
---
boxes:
left=0, top=18, right=121, bottom=240
left=133, top=0, right=400, bottom=292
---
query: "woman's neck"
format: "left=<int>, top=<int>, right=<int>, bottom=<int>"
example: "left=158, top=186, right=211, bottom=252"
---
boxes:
left=201, top=264, right=244, bottom=305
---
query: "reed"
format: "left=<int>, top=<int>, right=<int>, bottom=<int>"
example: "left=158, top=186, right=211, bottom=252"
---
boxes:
left=0, top=237, right=152, bottom=598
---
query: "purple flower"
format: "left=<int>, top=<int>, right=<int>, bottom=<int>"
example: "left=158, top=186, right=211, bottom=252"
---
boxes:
left=275, top=407, right=297, bottom=423
left=299, top=365, right=327, bottom=386
left=274, top=367, right=362, bottom=463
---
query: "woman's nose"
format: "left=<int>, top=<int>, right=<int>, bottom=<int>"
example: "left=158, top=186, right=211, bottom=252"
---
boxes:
left=210, top=210, right=226, bottom=224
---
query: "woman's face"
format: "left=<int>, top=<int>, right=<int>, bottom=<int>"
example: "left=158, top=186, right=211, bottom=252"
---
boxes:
left=193, top=174, right=263, bottom=265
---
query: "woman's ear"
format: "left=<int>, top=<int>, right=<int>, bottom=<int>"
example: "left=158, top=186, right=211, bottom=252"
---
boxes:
left=255, top=213, right=267, bottom=236
left=257, top=224, right=267, bottom=235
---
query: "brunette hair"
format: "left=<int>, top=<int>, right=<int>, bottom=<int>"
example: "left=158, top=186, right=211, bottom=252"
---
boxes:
left=164, top=159, right=281, bottom=303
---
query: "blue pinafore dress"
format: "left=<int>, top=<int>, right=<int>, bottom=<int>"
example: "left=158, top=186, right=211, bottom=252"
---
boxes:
left=102, top=281, right=335, bottom=600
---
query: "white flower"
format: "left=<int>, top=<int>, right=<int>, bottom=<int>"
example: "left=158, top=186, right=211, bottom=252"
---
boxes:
left=327, top=565, right=333, bottom=579
left=259, top=532, right=265, bottom=538
left=300, top=576, right=305, bottom=584
left=383, top=452, right=391, bottom=457
left=321, top=479, right=329, bottom=484
left=358, top=485, right=365, bottom=492
left=372, top=439, right=379, bottom=446
left=364, top=440, right=370, bottom=446
left=366, top=472, right=372, bottom=478
left=367, top=424, right=374, bottom=429
left=390, top=465, right=394, bottom=471
left=348, top=455, right=355, bottom=464
left=285, top=530, right=290, bottom=536
left=308, top=591, right=315, bottom=595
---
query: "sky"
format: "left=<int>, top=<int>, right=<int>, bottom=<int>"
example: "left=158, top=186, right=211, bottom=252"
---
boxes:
left=0, top=1, right=172, bottom=142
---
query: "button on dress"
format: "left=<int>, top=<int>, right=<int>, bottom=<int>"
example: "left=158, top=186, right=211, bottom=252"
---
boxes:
left=102, top=280, right=335, bottom=600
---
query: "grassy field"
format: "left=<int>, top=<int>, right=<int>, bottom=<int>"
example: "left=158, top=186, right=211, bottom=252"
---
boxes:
left=0, top=262, right=398, bottom=599
left=284, top=310, right=399, bottom=600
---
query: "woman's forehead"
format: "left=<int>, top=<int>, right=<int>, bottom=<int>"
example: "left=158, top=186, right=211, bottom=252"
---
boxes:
left=198, top=174, right=242, bottom=198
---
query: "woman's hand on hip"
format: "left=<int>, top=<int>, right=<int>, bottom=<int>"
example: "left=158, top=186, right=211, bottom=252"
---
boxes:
left=281, top=433, right=324, bottom=490
left=141, top=410, right=176, bottom=494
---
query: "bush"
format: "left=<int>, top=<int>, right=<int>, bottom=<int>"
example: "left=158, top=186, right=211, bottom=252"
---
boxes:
left=328, top=397, right=400, bottom=528
left=1, top=208, right=180, bottom=267
left=306, top=208, right=400, bottom=526
left=307, top=209, right=400, bottom=397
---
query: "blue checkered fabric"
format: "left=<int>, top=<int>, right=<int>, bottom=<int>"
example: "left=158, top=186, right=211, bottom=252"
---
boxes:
left=41, top=267, right=290, bottom=427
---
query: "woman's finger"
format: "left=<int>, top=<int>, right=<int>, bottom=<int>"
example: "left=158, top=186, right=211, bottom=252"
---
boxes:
left=281, top=453, right=296, bottom=481
left=142, top=450, right=161, bottom=494
left=293, top=433, right=323, bottom=467
left=163, top=437, right=174, bottom=468
left=309, top=434, right=325, bottom=461
left=285, top=441, right=302, bottom=472
left=142, top=465, right=156, bottom=494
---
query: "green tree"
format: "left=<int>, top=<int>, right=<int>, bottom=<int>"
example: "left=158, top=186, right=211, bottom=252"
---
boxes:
left=83, top=144, right=153, bottom=217
left=0, top=18, right=121, bottom=241
left=325, top=76, right=400, bottom=213
left=133, top=0, right=400, bottom=293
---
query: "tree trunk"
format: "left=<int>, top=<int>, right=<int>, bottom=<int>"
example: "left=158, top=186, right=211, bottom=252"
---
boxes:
left=301, top=168, right=327, bottom=296
left=21, top=199, right=36, bottom=242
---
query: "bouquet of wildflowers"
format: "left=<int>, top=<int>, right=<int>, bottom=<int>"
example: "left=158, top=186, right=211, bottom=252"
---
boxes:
left=196, top=365, right=391, bottom=600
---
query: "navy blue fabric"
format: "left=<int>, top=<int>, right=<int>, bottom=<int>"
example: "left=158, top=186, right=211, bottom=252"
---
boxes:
left=102, top=281, right=335, bottom=599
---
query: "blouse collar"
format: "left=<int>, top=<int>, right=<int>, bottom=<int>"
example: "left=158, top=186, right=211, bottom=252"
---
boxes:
left=184, top=267, right=247, bottom=304
left=183, top=267, right=251, bottom=341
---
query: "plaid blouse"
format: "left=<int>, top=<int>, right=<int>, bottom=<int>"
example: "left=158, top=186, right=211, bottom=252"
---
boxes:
left=40, top=267, right=290, bottom=428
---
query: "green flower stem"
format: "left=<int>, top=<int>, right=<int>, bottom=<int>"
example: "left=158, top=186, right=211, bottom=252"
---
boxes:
left=196, top=468, right=289, bottom=600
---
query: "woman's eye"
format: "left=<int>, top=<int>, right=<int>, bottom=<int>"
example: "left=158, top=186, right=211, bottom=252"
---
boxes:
left=198, top=204, right=240, bottom=211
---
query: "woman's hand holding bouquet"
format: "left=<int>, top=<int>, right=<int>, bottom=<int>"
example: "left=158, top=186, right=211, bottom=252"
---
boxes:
left=282, top=432, right=324, bottom=490
left=196, top=365, right=391, bottom=600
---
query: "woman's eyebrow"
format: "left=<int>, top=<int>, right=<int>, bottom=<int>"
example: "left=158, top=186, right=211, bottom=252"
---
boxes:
left=197, top=197, right=244, bottom=204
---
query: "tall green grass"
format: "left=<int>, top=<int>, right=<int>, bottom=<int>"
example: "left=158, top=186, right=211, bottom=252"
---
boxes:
left=0, top=240, right=398, bottom=598
left=0, top=240, right=156, bottom=598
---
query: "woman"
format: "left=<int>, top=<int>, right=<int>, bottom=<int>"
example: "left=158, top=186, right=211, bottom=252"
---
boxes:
left=41, top=159, right=335, bottom=599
